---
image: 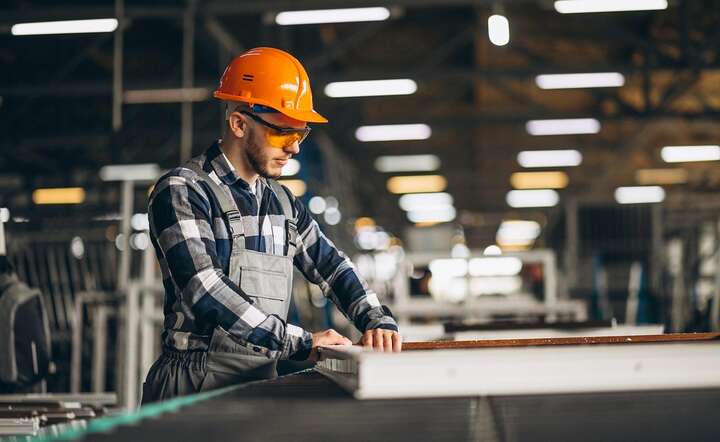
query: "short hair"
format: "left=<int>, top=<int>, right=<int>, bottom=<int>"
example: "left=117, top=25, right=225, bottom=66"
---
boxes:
left=224, top=101, right=251, bottom=121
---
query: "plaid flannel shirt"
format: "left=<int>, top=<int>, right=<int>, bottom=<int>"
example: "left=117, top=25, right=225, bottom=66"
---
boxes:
left=148, top=141, right=398, bottom=361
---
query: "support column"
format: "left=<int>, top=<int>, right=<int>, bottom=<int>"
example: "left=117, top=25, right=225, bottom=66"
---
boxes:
left=112, top=0, right=124, bottom=131
left=180, top=0, right=196, bottom=162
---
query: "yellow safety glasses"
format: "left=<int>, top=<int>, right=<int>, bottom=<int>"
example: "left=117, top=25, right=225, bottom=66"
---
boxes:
left=241, top=111, right=311, bottom=148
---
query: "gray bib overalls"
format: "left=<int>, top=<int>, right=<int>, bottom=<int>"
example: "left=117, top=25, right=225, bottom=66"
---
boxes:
left=141, top=163, right=298, bottom=404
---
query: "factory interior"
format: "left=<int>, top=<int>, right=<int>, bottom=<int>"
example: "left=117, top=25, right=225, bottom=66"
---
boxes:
left=1, top=0, right=720, bottom=440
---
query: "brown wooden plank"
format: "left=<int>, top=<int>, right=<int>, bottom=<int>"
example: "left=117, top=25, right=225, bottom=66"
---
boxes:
left=403, top=333, right=720, bottom=351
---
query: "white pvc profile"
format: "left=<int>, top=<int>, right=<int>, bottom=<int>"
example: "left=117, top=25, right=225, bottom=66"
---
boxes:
left=317, top=342, right=720, bottom=399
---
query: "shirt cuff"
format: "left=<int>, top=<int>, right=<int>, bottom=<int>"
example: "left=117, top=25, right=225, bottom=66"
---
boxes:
left=367, top=322, right=399, bottom=332
left=362, top=305, right=399, bottom=332
left=284, top=327, right=314, bottom=361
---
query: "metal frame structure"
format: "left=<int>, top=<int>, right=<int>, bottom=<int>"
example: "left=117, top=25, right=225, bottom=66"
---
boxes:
left=391, top=248, right=587, bottom=325
left=2, top=1, right=719, bottom=166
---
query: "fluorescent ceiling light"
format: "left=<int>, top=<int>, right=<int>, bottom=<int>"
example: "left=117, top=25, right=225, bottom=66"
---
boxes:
left=661, top=145, right=720, bottom=163
left=535, top=72, right=625, bottom=89
left=526, top=118, right=600, bottom=136
left=451, top=244, right=471, bottom=259
left=614, top=186, right=665, bottom=204
left=356, top=124, right=431, bottom=142
left=375, top=154, right=440, bottom=173
left=386, top=175, right=447, bottom=194
left=496, top=220, right=542, bottom=245
left=325, top=79, right=417, bottom=98
left=33, top=187, right=86, bottom=205
left=483, top=245, right=502, bottom=256
left=131, top=213, right=149, bottom=231
left=12, top=18, right=118, bottom=36
left=488, top=14, right=510, bottom=46
left=130, top=232, right=150, bottom=251
left=406, top=206, right=456, bottom=223
left=356, top=228, right=390, bottom=251
left=635, top=168, right=688, bottom=185
left=308, top=196, right=326, bottom=214
left=510, top=171, right=569, bottom=189
left=555, top=0, right=668, bottom=14
left=100, top=163, right=160, bottom=182
left=275, top=7, right=390, bottom=25
left=277, top=179, right=306, bottom=196
left=281, top=159, right=301, bottom=176
left=325, top=196, right=339, bottom=209
left=124, top=88, right=210, bottom=104
left=506, top=189, right=559, bottom=208
left=354, top=217, right=376, bottom=230
left=323, top=207, right=342, bottom=225
left=429, top=258, right=468, bottom=278
left=517, top=149, right=582, bottom=168
left=468, top=257, right=523, bottom=276
left=497, top=238, right=536, bottom=249
left=398, top=192, right=453, bottom=211
left=469, top=276, right=522, bottom=295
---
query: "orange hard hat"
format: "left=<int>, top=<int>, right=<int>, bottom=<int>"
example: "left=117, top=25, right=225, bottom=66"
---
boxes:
left=214, top=47, right=328, bottom=123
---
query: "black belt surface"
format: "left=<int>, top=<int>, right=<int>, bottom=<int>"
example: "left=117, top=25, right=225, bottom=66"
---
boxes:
left=82, top=370, right=720, bottom=442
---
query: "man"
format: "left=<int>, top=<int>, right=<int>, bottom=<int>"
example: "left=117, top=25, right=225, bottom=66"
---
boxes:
left=142, top=47, right=401, bottom=403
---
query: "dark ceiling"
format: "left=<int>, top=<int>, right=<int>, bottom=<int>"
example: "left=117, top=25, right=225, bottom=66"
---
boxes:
left=1, top=0, right=720, bottom=246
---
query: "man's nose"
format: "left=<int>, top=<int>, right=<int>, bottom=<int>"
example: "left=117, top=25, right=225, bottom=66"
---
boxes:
left=284, top=141, right=300, bottom=155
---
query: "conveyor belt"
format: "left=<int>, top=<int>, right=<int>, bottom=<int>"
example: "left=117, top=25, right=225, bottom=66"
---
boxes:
left=49, top=370, right=720, bottom=442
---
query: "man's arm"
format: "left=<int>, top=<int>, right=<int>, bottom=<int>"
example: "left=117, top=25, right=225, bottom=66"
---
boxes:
left=290, top=193, right=401, bottom=351
left=150, top=169, right=334, bottom=360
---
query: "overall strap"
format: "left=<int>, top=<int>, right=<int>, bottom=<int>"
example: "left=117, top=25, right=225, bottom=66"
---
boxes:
left=184, top=162, right=246, bottom=251
left=268, top=180, right=298, bottom=257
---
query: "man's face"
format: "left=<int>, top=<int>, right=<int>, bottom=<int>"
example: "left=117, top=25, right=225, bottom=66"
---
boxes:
left=242, top=112, right=305, bottom=179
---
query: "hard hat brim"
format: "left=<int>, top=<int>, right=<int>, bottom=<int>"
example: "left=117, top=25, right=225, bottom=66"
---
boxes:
left=281, top=108, right=329, bottom=124
left=214, top=92, right=328, bottom=124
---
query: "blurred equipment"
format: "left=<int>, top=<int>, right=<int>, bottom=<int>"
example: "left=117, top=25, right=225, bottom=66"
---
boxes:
left=391, top=249, right=586, bottom=326
left=0, top=219, right=53, bottom=394
left=0, top=392, right=116, bottom=437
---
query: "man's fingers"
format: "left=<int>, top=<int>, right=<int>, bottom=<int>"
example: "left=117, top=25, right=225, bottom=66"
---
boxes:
left=360, top=330, right=402, bottom=352
left=392, top=332, right=402, bottom=352
left=329, top=329, right=351, bottom=346
left=378, top=330, right=392, bottom=351
left=374, top=329, right=384, bottom=352
left=383, top=332, right=394, bottom=352
left=314, top=329, right=352, bottom=347
left=364, top=332, right=373, bottom=349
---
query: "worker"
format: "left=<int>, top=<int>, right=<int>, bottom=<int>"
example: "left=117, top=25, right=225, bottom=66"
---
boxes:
left=141, top=47, right=401, bottom=403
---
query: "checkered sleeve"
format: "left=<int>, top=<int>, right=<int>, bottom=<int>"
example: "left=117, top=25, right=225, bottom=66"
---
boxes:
left=149, top=169, right=313, bottom=360
left=291, top=196, right=399, bottom=333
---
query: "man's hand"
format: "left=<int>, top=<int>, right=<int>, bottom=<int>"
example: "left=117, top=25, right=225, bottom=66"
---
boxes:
left=360, top=328, right=402, bottom=353
left=306, top=329, right=352, bottom=362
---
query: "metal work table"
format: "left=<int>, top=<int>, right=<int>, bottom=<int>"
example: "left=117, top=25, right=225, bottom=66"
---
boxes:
left=51, top=370, right=720, bottom=442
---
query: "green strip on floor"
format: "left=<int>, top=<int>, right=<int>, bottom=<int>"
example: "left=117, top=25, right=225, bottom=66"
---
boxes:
left=29, top=384, right=242, bottom=442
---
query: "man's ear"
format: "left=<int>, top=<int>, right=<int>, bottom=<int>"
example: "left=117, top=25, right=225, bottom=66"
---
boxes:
left=228, top=112, right=248, bottom=139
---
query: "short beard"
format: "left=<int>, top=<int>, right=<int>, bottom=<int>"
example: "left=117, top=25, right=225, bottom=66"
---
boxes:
left=244, top=127, right=281, bottom=179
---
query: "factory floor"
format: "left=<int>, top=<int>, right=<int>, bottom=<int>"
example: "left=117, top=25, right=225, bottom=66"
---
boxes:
left=73, top=370, right=719, bottom=442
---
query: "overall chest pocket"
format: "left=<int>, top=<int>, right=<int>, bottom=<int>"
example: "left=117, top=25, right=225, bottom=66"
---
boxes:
left=236, top=251, right=293, bottom=318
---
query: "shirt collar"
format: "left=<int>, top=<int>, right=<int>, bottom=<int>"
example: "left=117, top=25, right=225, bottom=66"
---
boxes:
left=205, top=140, right=271, bottom=192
